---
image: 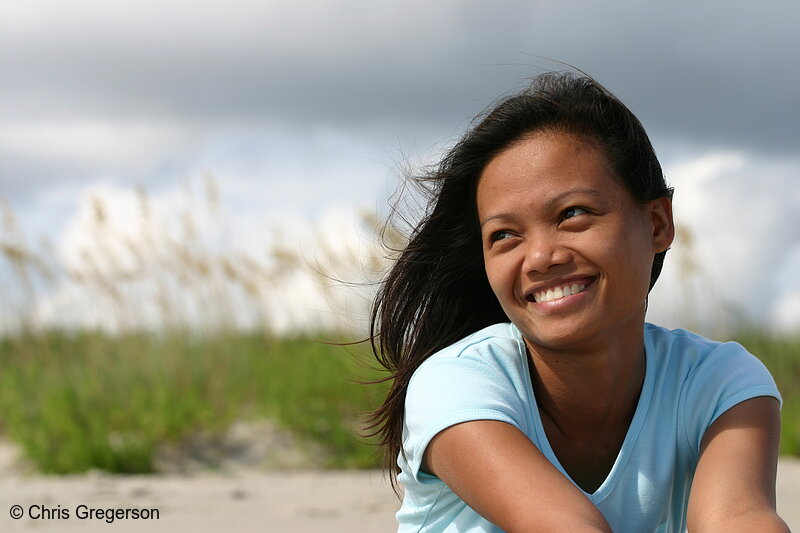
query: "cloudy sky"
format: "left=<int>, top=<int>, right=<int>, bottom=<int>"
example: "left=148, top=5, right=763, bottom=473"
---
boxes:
left=1, top=0, right=799, bottom=334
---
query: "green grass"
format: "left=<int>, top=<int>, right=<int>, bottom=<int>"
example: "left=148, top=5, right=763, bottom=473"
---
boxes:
left=735, top=331, right=800, bottom=456
left=0, top=330, right=388, bottom=474
left=0, top=328, right=797, bottom=475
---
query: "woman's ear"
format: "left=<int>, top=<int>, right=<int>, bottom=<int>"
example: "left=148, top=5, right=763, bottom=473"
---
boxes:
left=649, top=197, right=675, bottom=253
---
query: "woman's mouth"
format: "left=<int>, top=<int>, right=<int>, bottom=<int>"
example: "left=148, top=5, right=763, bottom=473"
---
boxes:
left=526, top=278, right=595, bottom=303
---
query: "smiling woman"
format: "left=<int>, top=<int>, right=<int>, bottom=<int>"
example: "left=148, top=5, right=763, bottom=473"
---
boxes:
left=477, top=133, right=672, bottom=352
left=367, top=72, right=788, bottom=532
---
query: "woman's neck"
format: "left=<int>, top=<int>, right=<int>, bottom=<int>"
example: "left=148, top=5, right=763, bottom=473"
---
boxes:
left=524, top=318, right=646, bottom=441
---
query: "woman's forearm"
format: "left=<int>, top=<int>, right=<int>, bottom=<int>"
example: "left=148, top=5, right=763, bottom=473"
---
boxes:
left=690, top=508, right=789, bottom=533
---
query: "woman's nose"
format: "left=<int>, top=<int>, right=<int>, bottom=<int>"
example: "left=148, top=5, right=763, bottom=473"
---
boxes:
left=522, top=233, right=571, bottom=274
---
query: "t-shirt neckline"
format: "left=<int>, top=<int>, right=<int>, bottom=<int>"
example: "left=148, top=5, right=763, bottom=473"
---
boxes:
left=508, top=322, right=656, bottom=504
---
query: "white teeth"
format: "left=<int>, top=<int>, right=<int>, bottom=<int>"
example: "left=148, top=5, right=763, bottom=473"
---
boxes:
left=534, top=283, right=587, bottom=303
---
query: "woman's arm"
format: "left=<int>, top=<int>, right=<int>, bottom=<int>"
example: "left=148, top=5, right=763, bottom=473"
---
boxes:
left=424, top=419, right=613, bottom=533
left=687, top=396, right=790, bottom=532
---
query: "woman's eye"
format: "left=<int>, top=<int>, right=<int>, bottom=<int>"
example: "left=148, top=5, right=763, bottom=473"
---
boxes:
left=562, top=206, right=588, bottom=220
left=490, top=230, right=513, bottom=243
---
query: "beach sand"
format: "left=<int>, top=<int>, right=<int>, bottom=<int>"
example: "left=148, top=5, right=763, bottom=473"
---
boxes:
left=1, top=459, right=798, bottom=532
left=1, top=470, right=398, bottom=532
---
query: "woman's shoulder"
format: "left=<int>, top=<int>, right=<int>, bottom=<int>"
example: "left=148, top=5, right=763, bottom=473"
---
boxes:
left=644, top=324, right=782, bottom=456
left=425, top=322, right=522, bottom=363
left=644, top=322, right=752, bottom=366
left=644, top=321, right=779, bottom=405
left=645, top=322, right=722, bottom=350
left=409, top=322, right=525, bottom=384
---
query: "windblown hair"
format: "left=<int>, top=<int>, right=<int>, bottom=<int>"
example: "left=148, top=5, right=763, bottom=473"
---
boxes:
left=368, top=72, right=674, bottom=487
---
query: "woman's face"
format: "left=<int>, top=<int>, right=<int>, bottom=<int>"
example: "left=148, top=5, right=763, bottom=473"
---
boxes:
left=476, top=131, right=673, bottom=351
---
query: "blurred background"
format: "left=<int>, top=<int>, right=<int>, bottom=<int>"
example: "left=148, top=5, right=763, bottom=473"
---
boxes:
left=1, top=0, right=798, bottom=481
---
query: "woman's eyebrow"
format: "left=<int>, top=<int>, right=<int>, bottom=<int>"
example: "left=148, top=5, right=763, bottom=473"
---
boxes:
left=481, top=188, right=603, bottom=227
left=544, top=188, right=603, bottom=210
left=480, top=213, right=514, bottom=229
left=480, top=188, right=604, bottom=228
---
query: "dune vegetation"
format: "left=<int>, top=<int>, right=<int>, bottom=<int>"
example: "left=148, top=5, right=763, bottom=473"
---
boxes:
left=0, top=181, right=797, bottom=474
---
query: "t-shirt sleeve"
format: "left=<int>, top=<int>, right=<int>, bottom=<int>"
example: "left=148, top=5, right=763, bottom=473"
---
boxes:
left=682, top=341, right=782, bottom=457
left=402, top=354, right=527, bottom=483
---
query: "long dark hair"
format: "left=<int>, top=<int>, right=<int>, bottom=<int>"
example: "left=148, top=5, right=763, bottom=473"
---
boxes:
left=368, top=72, right=674, bottom=486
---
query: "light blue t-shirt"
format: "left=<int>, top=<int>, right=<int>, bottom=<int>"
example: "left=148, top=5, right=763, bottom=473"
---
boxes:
left=396, top=322, right=782, bottom=533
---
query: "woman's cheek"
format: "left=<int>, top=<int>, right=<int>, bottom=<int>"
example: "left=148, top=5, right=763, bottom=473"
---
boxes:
left=487, top=256, right=517, bottom=301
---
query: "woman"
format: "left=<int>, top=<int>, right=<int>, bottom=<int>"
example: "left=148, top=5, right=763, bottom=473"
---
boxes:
left=369, top=72, right=786, bottom=532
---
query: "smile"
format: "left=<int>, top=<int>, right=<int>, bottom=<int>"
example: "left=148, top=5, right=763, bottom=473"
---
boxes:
left=526, top=279, right=593, bottom=304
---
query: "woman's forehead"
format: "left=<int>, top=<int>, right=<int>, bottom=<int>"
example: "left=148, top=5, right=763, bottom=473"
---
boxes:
left=477, top=132, right=621, bottom=210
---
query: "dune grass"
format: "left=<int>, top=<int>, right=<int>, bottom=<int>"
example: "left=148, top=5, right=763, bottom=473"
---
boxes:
left=0, top=182, right=798, bottom=474
left=0, top=182, right=397, bottom=474
left=0, top=327, right=797, bottom=475
left=0, top=329, right=387, bottom=474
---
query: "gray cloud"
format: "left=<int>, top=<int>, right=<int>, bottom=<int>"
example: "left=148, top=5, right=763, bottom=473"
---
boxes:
left=2, top=1, right=797, bottom=155
left=2, top=0, right=799, bottom=331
